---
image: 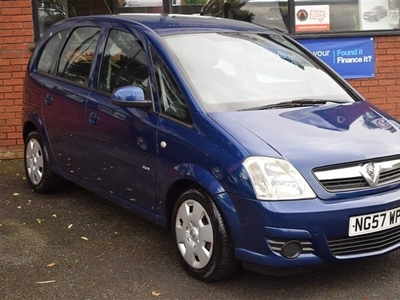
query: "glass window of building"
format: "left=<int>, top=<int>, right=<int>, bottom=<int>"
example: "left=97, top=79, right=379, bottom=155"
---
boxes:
left=200, top=1, right=289, bottom=33
left=35, top=0, right=69, bottom=38
left=32, top=0, right=400, bottom=40
left=293, top=0, right=399, bottom=33
left=114, top=0, right=164, bottom=13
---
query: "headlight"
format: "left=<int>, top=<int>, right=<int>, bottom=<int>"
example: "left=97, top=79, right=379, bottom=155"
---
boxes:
left=243, top=156, right=315, bottom=200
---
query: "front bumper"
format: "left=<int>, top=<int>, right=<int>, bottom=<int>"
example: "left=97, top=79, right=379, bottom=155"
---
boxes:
left=228, top=188, right=400, bottom=274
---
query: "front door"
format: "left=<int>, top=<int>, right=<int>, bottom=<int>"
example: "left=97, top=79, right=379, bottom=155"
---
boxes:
left=85, top=29, right=158, bottom=211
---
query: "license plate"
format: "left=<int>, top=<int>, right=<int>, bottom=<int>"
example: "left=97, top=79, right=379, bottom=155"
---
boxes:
left=349, top=207, right=400, bottom=237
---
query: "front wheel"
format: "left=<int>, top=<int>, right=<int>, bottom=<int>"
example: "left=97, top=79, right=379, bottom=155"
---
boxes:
left=172, top=188, right=238, bottom=281
left=24, top=131, right=63, bottom=193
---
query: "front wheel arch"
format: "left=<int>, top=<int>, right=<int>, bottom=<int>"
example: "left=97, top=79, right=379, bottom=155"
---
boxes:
left=171, top=187, right=239, bottom=281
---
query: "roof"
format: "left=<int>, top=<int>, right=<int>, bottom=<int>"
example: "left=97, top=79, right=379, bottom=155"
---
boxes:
left=56, top=13, right=275, bottom=35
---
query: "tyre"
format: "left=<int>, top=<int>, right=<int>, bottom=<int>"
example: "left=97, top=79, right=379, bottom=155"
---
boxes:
left=172, top=188, right=238, bottom=281
left=24, top=131, right=63, bottom=193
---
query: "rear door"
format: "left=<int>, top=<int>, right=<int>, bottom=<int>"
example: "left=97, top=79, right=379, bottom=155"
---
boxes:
left=42, top=27, right=100, bottom=178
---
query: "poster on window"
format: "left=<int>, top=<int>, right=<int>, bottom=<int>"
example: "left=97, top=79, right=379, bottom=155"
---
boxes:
left=360, top=0, right=390, bottom=30
left=299, top=37, right=375, bottom=79
left=295, top=5, right=330, bottom=32
left=117, top=0, right=162, bottom=7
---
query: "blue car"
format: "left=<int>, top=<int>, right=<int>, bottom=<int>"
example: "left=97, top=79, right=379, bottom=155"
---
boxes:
left=22, top=14, right=400, bottom=281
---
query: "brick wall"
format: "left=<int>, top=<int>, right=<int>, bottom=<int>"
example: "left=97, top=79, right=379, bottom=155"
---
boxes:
left=348, top=36, right=400, bottom=121
left=0, top=2, right=399, bottom=159
left=0, top=0, right=33, bottom=159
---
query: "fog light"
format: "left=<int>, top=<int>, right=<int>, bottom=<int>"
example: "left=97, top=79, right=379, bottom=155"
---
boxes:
left=281, top=240, right=302, bottom=259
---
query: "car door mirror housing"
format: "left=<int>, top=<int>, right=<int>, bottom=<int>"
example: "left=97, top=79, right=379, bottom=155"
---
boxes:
left=111, top=86, right=152, bottom=108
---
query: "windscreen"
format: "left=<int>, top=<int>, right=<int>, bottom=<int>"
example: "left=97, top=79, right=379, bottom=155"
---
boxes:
left=163, top=32, right=354, bottom=112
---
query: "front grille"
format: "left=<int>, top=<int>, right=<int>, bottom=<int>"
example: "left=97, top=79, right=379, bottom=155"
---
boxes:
left=381, top=167, right=400, bottom=184
left=319, top=176, right=367, bottom=191
left=314, top=158, right=400, bottom=192
left=327, top=226, right=400, bottom=256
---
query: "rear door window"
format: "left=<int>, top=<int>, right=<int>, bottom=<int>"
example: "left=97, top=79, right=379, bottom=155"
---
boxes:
left=57, top=27, right=100, bottom=86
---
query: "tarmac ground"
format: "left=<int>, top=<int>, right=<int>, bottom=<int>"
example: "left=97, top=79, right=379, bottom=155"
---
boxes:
left=2, top=158, right=400, bottom=299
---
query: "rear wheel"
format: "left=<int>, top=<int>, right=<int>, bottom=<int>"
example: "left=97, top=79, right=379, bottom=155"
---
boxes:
left=24, top=131, right=63, bottom=193
left=172, top=188, right=238, bottom=281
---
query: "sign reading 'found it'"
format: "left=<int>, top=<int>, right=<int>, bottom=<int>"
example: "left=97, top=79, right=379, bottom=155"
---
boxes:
left=298, top=37, right=375, bottom=79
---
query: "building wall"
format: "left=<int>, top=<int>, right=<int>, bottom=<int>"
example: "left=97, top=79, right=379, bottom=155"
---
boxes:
left=348, top=36, right=400, bottom=118
left=0, top=0, right=34, bottom=159
left=0, top=1, right=400, bottom=159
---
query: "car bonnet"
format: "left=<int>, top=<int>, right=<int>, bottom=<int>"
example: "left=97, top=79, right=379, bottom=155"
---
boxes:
left=208, top=101, right=400, bottom=172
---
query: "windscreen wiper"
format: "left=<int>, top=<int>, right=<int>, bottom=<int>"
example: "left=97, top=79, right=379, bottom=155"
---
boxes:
left=239, top=99, right=351, bottom=111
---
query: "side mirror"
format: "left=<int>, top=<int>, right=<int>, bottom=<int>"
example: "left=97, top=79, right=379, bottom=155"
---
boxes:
left=111, top=86, right=152, bottom=108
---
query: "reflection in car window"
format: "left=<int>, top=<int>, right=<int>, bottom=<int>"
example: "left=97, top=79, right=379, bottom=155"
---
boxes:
left=99, top=30, right=149, bottom=95
left=200, top=0, right=289, bottom=33
left=37, top=0, right=68, bottom=37
left=37, top=29, right=68, bottom=74
left=164, top=32, right=353, bottom=112
left=57, top=27, right=100, bottom=86
left=152, top=51, right=191, bottom=124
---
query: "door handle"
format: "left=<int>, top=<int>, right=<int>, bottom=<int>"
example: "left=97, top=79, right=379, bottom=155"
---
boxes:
left=89, top=112, right=100, bottom=125
left=45, top=94, right=52, bottom=106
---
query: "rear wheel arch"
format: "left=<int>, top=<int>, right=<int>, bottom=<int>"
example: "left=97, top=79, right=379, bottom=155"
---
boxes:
left=23, top=121, right=38, bottom=142
left=24, top=130, right=63, bottom=193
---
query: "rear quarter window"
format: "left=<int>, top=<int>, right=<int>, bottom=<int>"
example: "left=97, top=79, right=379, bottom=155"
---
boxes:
left=37, top=30, right=68, bottom=74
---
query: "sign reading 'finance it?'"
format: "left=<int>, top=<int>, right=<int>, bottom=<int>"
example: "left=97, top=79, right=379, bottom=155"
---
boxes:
left=298, top=37, right=375, bottom=79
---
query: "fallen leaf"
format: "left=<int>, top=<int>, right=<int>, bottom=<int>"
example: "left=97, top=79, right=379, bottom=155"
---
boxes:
left=152, top=291, right=161, bottom=297
left=36, top=280, right=56, bottom=284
